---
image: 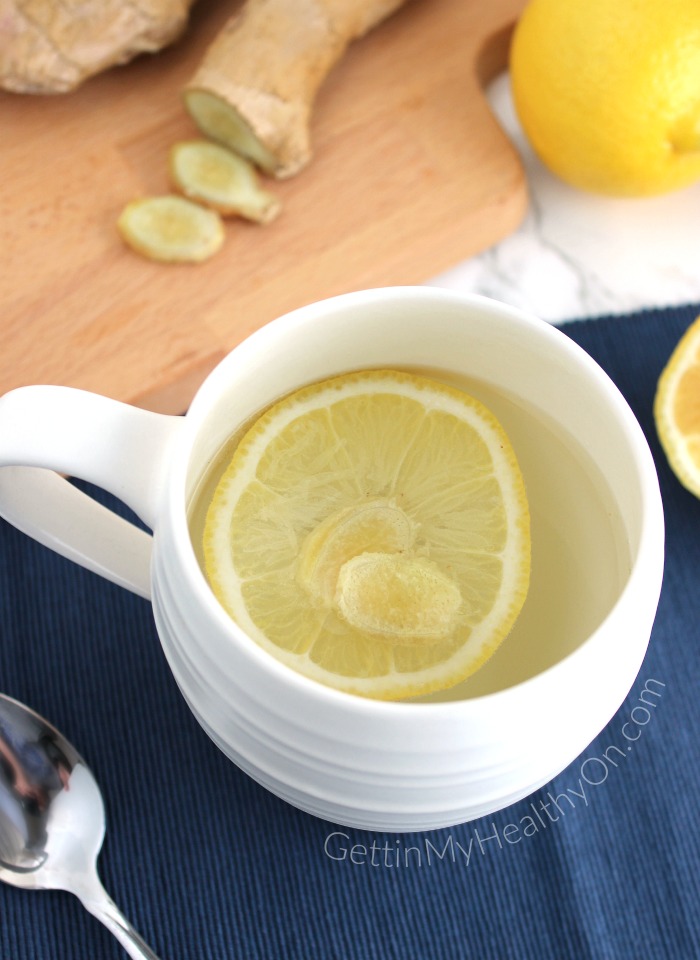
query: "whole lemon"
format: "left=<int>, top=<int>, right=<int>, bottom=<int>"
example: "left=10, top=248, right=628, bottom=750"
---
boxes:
left=510, top=0, right=700, bottom=196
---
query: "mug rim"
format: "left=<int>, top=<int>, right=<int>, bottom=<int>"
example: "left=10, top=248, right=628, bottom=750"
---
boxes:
left=164, top=286, right=665, bottom=716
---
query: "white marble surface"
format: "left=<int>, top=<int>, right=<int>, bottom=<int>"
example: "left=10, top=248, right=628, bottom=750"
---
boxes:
left=427, top=74, right=700, bottom=324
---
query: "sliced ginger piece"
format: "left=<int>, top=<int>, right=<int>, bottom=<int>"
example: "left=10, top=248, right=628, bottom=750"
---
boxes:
left=117, top=195, right=224, bottom=263
left=335, top=553, right=463, bottom=643
left=298, top=499, right=417, bottom=606
left=169, top=140, right=281, bottom=224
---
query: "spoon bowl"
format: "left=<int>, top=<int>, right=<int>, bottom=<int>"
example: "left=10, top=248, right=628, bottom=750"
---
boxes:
left=0, top=693, right=161, bottom=959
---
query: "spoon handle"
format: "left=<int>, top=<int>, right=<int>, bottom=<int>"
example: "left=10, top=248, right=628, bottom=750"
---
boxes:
left=75, top=870, right=163, bottom=960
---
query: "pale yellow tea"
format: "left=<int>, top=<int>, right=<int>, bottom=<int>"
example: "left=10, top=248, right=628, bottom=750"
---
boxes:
left=188, top=368, right=629, bottom=702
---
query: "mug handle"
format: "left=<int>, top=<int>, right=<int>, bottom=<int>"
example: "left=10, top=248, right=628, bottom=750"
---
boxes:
left=0, top=386, right=183, bottom=599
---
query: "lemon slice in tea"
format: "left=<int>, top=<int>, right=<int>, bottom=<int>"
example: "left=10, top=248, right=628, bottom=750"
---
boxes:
left=203, top=370, right=531, bottom=699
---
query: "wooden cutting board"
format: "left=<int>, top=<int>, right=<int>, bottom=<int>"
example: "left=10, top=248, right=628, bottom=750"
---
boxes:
left=1, top=0, right=527, bottom=414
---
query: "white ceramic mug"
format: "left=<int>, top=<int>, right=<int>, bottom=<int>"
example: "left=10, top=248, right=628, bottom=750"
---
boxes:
left=0, top=288, right=664, bottom=831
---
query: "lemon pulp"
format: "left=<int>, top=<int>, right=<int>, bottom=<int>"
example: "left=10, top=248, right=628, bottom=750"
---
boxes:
left=203, top=370, right=531, bottom=699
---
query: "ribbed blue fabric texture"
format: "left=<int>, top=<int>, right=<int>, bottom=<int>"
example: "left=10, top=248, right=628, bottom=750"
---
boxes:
left=1, top=302, right=699, bottom=960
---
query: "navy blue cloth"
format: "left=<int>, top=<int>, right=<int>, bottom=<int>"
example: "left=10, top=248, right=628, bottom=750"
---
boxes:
left=1, top=302, right=699, bottom=960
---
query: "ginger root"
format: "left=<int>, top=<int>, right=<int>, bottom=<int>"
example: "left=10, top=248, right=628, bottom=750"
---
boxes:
left=183, top=0, right=410, bottom=178
left=0, top=0, right=196, bottom=94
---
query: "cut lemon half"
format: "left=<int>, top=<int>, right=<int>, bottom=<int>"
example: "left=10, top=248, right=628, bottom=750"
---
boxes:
left=654, top=315, right=700, bottom=498
left=203, top=370, right=531, bottom=700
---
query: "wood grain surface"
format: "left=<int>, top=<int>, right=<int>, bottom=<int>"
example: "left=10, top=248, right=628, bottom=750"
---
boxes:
left=1, top=0, right=528, bottom=414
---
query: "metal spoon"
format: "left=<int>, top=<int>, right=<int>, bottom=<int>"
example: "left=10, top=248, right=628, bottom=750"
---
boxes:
left=0, top=693, right=161, bottom=959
